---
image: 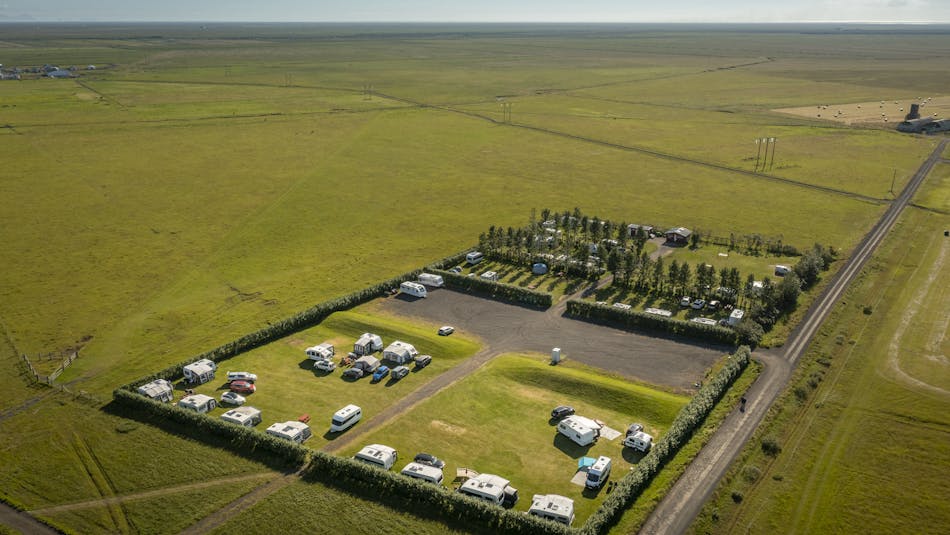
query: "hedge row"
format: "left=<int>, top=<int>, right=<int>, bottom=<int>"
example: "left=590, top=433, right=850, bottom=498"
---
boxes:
left=431, top=269, right=554, bottom=309
left=565, top=300, right=738, bottom=345
left=302, top=452, right=570, bottom=535
left=112, top=388, right=310, bottom=465
left=580, top=346, right=752, bottom=535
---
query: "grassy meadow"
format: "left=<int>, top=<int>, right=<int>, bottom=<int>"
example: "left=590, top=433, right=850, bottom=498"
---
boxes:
left=2, top=23, right=949, bottom=534
left=691, top=206, right=950, bottom=533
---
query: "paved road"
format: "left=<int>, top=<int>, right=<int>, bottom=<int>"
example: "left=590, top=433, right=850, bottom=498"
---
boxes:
left=639, top=138, right=949, bottom=535
left=0, top=502, right=60, bottom=535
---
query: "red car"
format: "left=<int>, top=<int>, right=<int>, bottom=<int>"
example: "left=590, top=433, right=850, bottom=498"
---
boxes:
left=229, top=380, right=256, bottom=394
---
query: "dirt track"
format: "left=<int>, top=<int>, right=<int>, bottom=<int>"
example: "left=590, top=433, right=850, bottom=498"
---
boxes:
left=381, top=288, right=728, bottom=391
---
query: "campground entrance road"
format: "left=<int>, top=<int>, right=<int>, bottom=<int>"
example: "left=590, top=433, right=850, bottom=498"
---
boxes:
left=640, top=138, right=949, bottom=535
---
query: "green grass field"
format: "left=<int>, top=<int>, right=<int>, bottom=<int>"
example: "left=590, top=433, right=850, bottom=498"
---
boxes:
left=337, top=353, right=688, bottom=524
left=2, top=24, right=949, bottom=534
left=691, top=206, right=950, bottom=533
left=913, top=162, right=950, bottom=213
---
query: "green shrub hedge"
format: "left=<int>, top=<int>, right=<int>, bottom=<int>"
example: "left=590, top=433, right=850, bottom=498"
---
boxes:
left=431, top=269, right=553, bottom=309
left=565, top=300, right=738, bottom=345
left=579, top=346, right=752, bottom=534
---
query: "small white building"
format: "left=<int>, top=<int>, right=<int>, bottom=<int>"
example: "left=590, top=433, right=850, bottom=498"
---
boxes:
left=137, top=379, right=174, bottom=403
left=305, top=342, right=335, bottom=360
left=353, top=333, right=383, bottom=356
left=400, top=281, right=428, bottom=298
left=728, top=308, right=745, bottom=326
left=418, top=273, right=444, bottom=287
left=623, top=430, right=653, bottom=452
left=178, top=394, right=216, bottom=413
left=458, top=473, right=512, bottom=506
left=400, top=462, right=444, bottom=485
left=528, top=494, right=575, bottom=526
left=383, top=340, right=418, bottom=364
left=266, top=421, right=312, bottom=443
left=557, top=415, right=601, bottom=446
left=183, top=358, right=217, bottom=384
left=221, top=406, right=262, bottom=427
left=354, top=444, right=398, bottom=470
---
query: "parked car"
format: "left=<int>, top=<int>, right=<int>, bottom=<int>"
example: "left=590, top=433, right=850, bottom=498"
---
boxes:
left=414, top=452, right=446, bottom=469
left=391, top=365, right=410, bottom=380
left=229, top=380, right=256, bottom=394
left=438, top=325, right=455, bottom=336
left=220, top=391, right=246, bottom=406
left=625, top=423, right=644, bottom=437
left=707, top=300, right=721, bottom=310
left=314, top=359, right=336, bottom=372
left=372, top=365, right=391, bottom=382
left=691, top=298, right=706, bottom=310
left=226, top=371, right=258, bottom=383
left=551, top=405, right=575, bottom=420
left=679, top=296, right=692, bottom=307
left=449, top=266, right=463, bottom=274
left=342, top=368, right=364, bottom=380
left=414, top=354, right=432, bottom=369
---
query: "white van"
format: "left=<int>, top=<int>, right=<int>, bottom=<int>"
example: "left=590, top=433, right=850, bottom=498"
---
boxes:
left=585, top=456, right=612, bottom=489
left=329, top=404, right=362, bottom=432
left=400, top=462, right=444, bottom=485
left=399, top=281, right=427, bottom=298
left=465, top=251, right=484, bottom=265
left=354, top=444, right=398, bottom=470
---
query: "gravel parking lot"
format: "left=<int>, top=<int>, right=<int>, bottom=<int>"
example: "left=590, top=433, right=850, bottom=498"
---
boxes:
left=381, top=288, right=729, bottom=390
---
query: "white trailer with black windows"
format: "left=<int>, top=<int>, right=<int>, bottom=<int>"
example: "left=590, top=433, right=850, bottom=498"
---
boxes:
left=220, top=406, right=262, bottom=428
left=182, top=358, right=217, bottom=384
left=528, top=494, right=575, bottom=526
left=266, top=421, right=312, bottom=443
left=329, top=404, right=362, bottom=432
left=137, top=379, right=173, bottom=403
left=400, top=462, right=444, bottom=485
left=353, top=333, right=383, bottom=356
left=354, top=444, right=398, bottom=470
left=305, top=342, right=335, bottom=361
left=465, top=251, right=484, bottom=265
left=399, top=281, right=427, bottom=298
left=418, top=273, right=444, bottom=287
left=178, top=394, right=216, bottom=414
left=458, top=473, right=512, bottom=506
left=557, top=415, right=601, bottom=446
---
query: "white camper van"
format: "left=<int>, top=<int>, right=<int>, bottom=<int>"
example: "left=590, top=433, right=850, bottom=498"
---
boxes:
left=465, top=251, right=484, bottom=265
left=266, top=421, right=312, bottom=443
left=178, top=394, right=216, bottom=414
left=329, top=404, right=362, bottom=432
left=354, top=444, right=398, bottom=470
left=557, top=415, right=601, bottom=446
left=528, top=494, right=575, bottom=526
left=400, top=462, right=444, bottom=485
left=418, top=273, right=444, bottom=287
left=400, top=281, right=427, bottom=298
left=728, top=308, right=745, bottom=326
left=585, top=456, right=612, bottom=490
left=220, top=406, right=262, bottom=427
left=305, top=342, right=335, bottom=360
left=182, top=358, right=217, bottom=384
left=622, top=431, right=653, bottom=452
left=137, top=379, right=174, bottom=403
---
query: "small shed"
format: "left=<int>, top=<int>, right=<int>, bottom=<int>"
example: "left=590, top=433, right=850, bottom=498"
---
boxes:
left=664, top=227, right=692, bottom=243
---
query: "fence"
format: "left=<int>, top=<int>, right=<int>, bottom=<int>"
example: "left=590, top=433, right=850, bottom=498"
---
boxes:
left=23, top=351, right=79, bottom=384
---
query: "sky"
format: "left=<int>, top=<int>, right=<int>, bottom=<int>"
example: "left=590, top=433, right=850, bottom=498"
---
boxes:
left=1, top=0, right=948, bottom=23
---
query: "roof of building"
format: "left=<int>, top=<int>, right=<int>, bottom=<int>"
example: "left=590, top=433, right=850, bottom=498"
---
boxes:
left=665, top=227, right=692, bottom=238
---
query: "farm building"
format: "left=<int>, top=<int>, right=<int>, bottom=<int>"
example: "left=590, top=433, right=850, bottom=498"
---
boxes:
left=897, top=116, right=934, bottom=133
left=136, top=379, right=173, bottom=402
left=354, top=332, right=383, bottom=355
left=383, top=340, right=418, bottom=364
left=528, top=494, right=575, bottom=526
left=627, top=223, right=654, bottom=237
left=183, top=359, right=216, bottom=384
left=664, top=227, right=692, bottom=243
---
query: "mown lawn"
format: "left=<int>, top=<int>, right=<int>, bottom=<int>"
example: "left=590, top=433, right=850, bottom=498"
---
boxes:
left=338, top=353, right=688, bottom=525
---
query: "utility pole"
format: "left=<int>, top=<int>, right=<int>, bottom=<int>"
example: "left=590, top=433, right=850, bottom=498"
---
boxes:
left=754, top=138, right=763, bottom=172
left=768, top=137, right=777, bottom=171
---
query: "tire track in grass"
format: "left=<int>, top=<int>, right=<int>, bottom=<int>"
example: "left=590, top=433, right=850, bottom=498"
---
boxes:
left=70, top=433, right=130, bottom=534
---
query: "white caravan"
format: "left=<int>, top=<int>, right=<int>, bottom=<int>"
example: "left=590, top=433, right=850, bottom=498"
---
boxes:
left=400, top=462, right=444, bottom=485
left=137, top=379, right=174, bottom=403
left=329, top=404, right=362, bottom=432
left=182, top=358, right=217, bottom=384
left=400, top=281, right=427, bottom=298
left=220, top=406, right=262, bottom=427
left=354, top=444, right=398, bottom=470
left=528, top=494, right=575, bottom=526
left=556, top=415, right=601, bottom=446
left=178, top=394, right=216, bottom=414
left=418, top=273, right=444, bottom=287
left=265, top=421, right=312, bottom=443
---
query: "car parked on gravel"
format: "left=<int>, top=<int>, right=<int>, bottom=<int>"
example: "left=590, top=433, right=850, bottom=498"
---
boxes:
left=229, top=380, right=256, bottom=394
left=550, top=405, right=575, bottom=420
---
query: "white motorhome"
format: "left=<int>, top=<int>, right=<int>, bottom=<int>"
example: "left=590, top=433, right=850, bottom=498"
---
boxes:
left=585, top=456, right=612, bottom=489
left=220, top=406, right=262, bottom=427
left=305, top=342, right=335, bottom=361
left=400, top=462, right=444, bottom=485
left=458, top=473, right=512, bottom=506
left=266, top=421, right=312, bottom=443
left=557, top=415, right=601, bottom=446
left=400, top=281, right=428, bottom=298
left=382, top=340, right=419, bottom=365
left=137, top=379, right=173, bottom=403
left=623, top=431, right=653, bottom=452
left=182, top=358, right=217, bottom=384
left=178, top=394, right=216, bottom=414
left=353, top=333, right=383, bottom=356
left=528, top=494, right=575, bottom=526
left=728, top=308, right=745, bottom=326
left=354, top=444, right=398, bottom=470
left=329, top=404, right=362, bottom=432
left=418, top=273, right=444, bottom=287
left=465, top=251, right=484, bottom=265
